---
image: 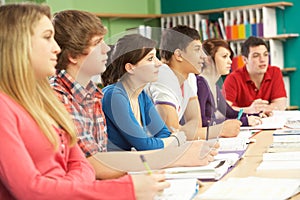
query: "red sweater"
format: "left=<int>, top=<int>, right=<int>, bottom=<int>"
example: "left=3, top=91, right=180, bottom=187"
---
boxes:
left=0, top=92, right=135, bottom=200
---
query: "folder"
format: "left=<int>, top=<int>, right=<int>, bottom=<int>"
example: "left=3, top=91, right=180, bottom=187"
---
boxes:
left=201, top=18, right=209, bottom=40
left=218, top=17, right=227, bottom=40
left=224, top=11, right=232, bottom=40
left=269, top=39, right=284, bottom=68
left=243, top=9, right=252, bottom=38
left=195, top=14, right=208, bottom=40
left=231, top=10, right=239, bottom=39
left=256, top=8, right=264, bottom=37
left=249, top=9, right=257, bottom=36
left=237, top=10, right=246, bottom=39
left=262, top=7, right=277, bottom=37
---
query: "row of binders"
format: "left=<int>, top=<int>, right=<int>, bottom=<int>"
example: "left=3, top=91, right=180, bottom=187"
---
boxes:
left=161, top=7, right=277, bottom=41
left=161, top=7, right=284, bottom=70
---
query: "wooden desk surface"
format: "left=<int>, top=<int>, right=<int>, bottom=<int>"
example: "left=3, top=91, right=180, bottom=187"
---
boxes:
left=195, top=130, right=300, bottom=199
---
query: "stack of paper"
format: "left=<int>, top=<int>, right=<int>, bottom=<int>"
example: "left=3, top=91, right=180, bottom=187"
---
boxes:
left=257, top=151, right=300, bottom=170
left=201, top=177, right=300, bottom=200
left=268, top=129, right=300, bottom=152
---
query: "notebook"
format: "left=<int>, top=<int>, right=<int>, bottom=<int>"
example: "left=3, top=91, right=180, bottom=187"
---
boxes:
left=154, top=178, right=198, bottom=200
left=163, top=153, right=240, bottom=180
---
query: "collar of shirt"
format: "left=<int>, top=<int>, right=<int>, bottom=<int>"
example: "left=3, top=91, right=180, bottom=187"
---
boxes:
left=243, top=65, right=272, bottom=84
left=56, top=70, right=103, bottom=103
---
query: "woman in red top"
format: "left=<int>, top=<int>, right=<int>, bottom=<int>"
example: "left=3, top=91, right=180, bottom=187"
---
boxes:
left=0, top=3, right=168, bottom=199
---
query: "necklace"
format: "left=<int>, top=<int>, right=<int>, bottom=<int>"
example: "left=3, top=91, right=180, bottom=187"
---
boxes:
left=121, top=79, right=143, bottom=126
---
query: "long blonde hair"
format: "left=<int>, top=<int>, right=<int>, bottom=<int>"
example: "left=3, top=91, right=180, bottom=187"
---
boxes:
left=0, top=3, right=77, bottom=149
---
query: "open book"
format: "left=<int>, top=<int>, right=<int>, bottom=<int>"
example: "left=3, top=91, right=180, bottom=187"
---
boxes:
left=163, top=153, right=240, bottom=180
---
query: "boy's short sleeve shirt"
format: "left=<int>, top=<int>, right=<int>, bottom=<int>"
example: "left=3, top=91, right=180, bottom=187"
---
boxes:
left=223, top=66, right=287, bottom=107
left=146, top=64, right=197, bottom=121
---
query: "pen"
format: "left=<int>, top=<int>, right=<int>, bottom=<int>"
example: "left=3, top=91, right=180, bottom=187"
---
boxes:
left=206, top=120, right=210, bottom=140
left=237, top=109, right=244, bottom=120
left=139, top=155, right=152, bottom=175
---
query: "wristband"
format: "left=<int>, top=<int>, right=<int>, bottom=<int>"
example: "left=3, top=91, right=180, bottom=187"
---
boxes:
left=170, top=135, right=180, bottom=147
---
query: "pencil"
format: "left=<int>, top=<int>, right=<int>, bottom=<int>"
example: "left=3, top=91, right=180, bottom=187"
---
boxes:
left=139, top=154, right=152, bottom=174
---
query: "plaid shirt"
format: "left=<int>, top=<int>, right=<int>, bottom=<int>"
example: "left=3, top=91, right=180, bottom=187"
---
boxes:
left=50, top=70, right=107, bottom=157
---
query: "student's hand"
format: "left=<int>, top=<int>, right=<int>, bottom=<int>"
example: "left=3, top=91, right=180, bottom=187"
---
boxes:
left=247, top=115, right=262, bottom=126
left=260, top=110, right=273, bottom=117
left=175, top=140, right=215, bottom=167
left=131, top=172, right=170, bottom=200
left=207, top=139, right=220, bottom=156
left=248, top=98, right=269, bottom=113
left=220, top=119, right=242, bottom=138
left=162, top=131, right=187, bottom=147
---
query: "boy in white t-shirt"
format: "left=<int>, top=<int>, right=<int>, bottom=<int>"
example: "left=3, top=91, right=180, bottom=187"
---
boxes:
left=146, top=25, right=241, bottom=140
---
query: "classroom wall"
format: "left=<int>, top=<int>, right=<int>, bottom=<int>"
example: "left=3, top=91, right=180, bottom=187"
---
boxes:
left=45, top=0, right=160, bottom=42
left=161, top=0, right=300, bottom=108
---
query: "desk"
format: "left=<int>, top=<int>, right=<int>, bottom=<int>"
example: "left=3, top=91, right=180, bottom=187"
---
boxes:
left=195, top=130, right=300, bottom=199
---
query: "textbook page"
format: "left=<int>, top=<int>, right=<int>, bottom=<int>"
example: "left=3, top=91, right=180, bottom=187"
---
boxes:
left=155, top=178, right=198, bottom=200
left=201, top=177, right=300, bottom=200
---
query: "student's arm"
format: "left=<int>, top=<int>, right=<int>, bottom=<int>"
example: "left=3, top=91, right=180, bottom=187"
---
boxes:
left=87, top=155, right=126, bottom=179
left=268, top=97, right=287, bottom=111
left=155, top=104, right=181, bottom=131
left=180, top=96, right=204, bottom=140
left=93, top=140, right=218, bottom=171
left=102, top=88, right=168, bottom=151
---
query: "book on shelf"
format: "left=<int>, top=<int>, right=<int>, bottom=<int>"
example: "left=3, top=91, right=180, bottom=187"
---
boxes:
left=237, top=10, right=246, bottom=39
left=217, top=17, right=227, bottom=40
left=224, top=11, right=232, bottom=40
left=231, top=10, right=239, bottom=39
left=249, top=8, right=257, bottom=37
left=269, top=39, right=284, bottom=69
left=262, top=6, right=277, bottom=37
left=256, top=8, right=263, bottom=37
left=243, top=9, right=252, bottom=38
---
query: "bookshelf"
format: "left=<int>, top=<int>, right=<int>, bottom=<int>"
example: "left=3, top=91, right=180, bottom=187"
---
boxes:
left=160, top=1, right=298, bottom=109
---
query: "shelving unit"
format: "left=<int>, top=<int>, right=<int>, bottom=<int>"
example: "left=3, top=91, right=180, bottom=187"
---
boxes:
left=160, top=1, right=298, bottom=109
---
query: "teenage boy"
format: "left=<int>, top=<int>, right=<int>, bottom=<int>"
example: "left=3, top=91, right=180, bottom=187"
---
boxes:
left=146, top=25, right=241, bottom=140
left=223, top=36, right=287, bottom=115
